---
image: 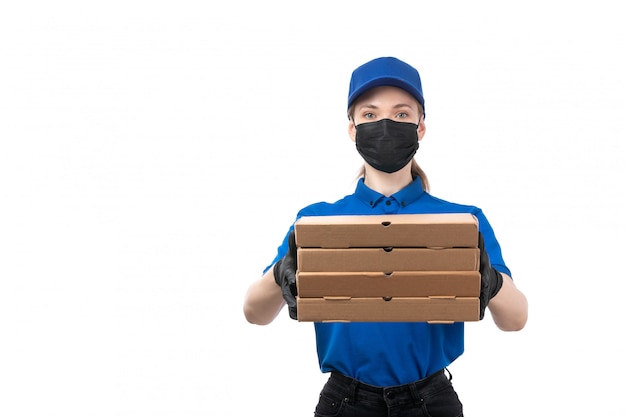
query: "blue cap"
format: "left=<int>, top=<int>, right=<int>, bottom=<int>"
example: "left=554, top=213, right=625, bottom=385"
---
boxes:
left=347, top=57, right=425, bottom=116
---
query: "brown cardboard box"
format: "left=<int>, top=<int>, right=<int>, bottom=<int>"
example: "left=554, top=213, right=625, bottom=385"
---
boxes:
left=297, top=271, right=480, bottom=298
left=297, top=248, right=480, bottom=272
left=294, top=213, right=481, bottom=323
left=294, top=213, right=478, bottom=248
left=297, top=296, right=479, bottom=323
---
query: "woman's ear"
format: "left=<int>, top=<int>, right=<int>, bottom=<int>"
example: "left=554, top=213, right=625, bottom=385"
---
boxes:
left=417, top=117, right=426, bottom=142
left=348, top=119, right=357, bottom=143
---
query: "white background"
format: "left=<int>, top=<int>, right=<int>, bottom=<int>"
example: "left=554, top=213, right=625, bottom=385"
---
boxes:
left=1, top=1, right=625, bottom=416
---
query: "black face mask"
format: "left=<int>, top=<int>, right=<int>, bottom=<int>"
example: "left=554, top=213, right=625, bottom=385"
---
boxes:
left=355, top=119, right=419, bottom=173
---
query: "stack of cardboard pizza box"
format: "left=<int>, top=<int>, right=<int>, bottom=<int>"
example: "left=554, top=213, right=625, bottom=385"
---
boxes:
left=294, top=213, right=481, bottom=323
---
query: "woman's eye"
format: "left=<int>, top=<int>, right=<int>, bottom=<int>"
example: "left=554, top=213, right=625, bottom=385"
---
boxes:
left=364, top=112, right=375, bottom=119
left=396, top=112, right=408, bottom=119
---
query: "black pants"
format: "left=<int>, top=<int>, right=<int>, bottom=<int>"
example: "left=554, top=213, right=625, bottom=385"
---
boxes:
left=314, top=369, right=463, bottom=417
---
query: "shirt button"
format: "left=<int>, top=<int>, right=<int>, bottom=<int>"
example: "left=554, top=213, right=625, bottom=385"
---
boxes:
left=385, top=201, right=391, bottom=206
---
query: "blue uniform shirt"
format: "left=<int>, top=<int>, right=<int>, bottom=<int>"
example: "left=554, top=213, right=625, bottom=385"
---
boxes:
left=266, top=177, right=510, bottom=387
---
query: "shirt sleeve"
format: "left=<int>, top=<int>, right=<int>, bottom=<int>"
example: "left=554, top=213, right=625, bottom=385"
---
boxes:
left=473, top=208, right=511, bottom=277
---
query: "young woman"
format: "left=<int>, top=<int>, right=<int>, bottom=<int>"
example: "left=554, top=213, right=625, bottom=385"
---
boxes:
left=244, top=56, right=528, bottom=417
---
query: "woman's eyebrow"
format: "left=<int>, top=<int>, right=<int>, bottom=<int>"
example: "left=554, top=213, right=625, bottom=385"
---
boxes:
left=393, top=103, right=416, bottom=110
left=358, top=104, right=379, bottom=111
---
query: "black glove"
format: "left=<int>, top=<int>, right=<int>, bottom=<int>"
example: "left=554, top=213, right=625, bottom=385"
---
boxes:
left=478, top=232, right=503, bottom=320
left=273, top=230, right=298, bottom=320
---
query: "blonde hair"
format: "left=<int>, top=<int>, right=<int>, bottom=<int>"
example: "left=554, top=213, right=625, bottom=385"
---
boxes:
left=348, top=103, right=430, bottom=193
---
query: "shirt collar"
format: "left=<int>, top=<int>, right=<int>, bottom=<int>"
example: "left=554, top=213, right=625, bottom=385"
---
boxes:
left=354, top=177, right=425, bottom=208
